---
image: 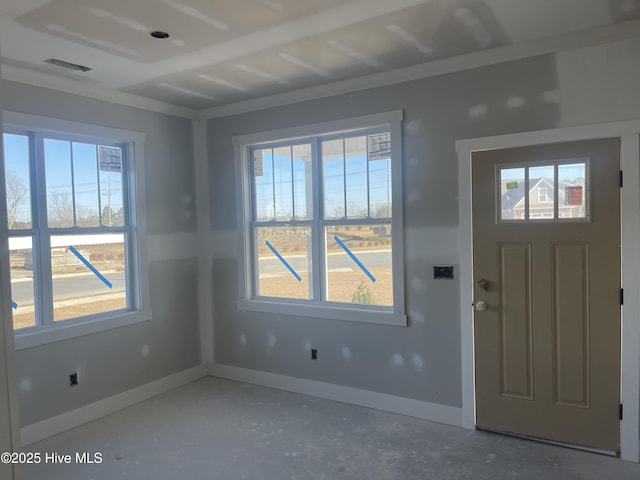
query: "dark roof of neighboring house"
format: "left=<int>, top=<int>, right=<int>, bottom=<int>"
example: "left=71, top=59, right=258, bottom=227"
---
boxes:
left=501, top=178, right=544, bottom=209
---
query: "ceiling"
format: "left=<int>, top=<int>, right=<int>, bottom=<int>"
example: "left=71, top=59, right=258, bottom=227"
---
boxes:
left=1, top=0, right=640, bottom=114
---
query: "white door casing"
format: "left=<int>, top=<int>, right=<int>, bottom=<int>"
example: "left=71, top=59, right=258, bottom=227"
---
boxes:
left=457, top=121, right=640, bottom=463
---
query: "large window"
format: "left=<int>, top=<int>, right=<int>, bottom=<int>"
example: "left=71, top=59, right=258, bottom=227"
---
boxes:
left=236, top=111, right=405, bottom=325
left=2, top=113, right=150, bottom=348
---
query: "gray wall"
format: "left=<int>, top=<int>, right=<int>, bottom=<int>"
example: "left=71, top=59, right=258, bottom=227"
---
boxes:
left=4, top=35, right=639, bottom=430
left=1, top=80, right=201, bottom=426
left=208, top=37, right=640, bottom=410
left=207, top=54, right=558, bottom=407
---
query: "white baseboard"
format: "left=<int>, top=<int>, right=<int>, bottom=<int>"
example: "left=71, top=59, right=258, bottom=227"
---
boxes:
left=20, top=364, right=207, bottom=446
left=209, top=363, right=462, bottom=428
left=20, top=363, right=463, bottom=447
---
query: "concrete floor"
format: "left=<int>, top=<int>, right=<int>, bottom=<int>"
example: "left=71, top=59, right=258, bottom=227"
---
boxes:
left=23, top=377, right=640, bottom=479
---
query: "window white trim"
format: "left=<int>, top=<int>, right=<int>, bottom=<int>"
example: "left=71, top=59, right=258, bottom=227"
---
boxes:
left=232, top=111, right=403, bottom=147
left=2, top=112, right=152, bottom=349
left=234, top=110, right=406, bottom=325
left=14, top=309, right=151, bottom=350
left=237, top=298, right=405, bottom=326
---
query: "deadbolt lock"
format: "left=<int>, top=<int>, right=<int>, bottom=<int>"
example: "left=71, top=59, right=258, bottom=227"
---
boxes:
left=476, top=279, right=489, bottom=291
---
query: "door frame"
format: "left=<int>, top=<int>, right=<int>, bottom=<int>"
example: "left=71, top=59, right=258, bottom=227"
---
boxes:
left=457, top=120, right=640, bottom=463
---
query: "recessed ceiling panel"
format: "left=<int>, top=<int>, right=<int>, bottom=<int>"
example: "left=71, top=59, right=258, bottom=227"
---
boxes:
left=484, top=0, right=640, bottom=43
left=319, top=1, right=509, bottom=70
left=607, top=0, right=640, bottom=22
left=15, top=0, right=351, bottom=63
left=6, top=0, right=640, bottom=110
left=123, top=0, right=511, bottom=108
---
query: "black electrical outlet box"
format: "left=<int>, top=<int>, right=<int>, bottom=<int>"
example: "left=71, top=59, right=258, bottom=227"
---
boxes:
left=434, top=266, right=454, bottom=279
left=311, top=349, right=318, bottom=360
left=69, top=373, right=78, bottom=386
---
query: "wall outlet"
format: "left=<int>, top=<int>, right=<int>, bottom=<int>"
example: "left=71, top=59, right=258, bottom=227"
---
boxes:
left=311, top=348, right=318, bottom=360
left=69, top=372, right=79, bottom=386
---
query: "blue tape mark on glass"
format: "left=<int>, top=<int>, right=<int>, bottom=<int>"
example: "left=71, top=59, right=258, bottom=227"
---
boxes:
left=68, top=245, right=113, bottom=289
left=11, top=301, right=18, bottom=310
left=265, top=241, right=302, bottom=282
left=334, top=236, right=376, bottom=283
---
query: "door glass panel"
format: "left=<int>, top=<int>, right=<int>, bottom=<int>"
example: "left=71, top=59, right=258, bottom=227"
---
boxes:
left=499, top=162, right=588, bottom=222
left=559, top=163, right=587, bottom=219
left=528, top=165, right=555, bottom=220
left=499, top=167, right=525, bottom=221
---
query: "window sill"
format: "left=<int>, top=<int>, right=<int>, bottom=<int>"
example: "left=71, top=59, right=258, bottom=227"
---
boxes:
left=238, top=299, right=407, bottom=326
left=14, top=308, right=153, bottom=350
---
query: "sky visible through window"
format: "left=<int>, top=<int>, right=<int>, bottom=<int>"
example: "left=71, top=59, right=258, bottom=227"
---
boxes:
left=3, top=134, right=31, bottom=226
left=254, top=136, right=391, bottom=221
left=3, top=133, right=124, bottom=228
left=500, top=163, right=585, bottom=181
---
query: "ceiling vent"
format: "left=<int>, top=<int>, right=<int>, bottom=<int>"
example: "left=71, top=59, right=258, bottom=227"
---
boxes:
left=44, top=58, right=92, bottom=72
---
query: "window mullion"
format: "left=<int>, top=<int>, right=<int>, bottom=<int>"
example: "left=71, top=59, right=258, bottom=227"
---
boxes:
left=33, top=132, right=54, bottom=326
left=289, top=145, right=295, bottom=219
left=121, top=143, right=131, bottom=226
left=69, top=142, right=77, bottom=226
left=27, top=133, right=39, bottom=229
left=524, top=166, right=530, bottom=221
left=270, top=148, right=276, bottom=221
left=96, top=145, right=103, bottom=226
left=123, top=143, right=139, bottom=311
left=366, top=136, right=371, bottom=218
left=248, top=148, right=258, bottom=298
left=311, top=138, right=323, bottom=303
left=553, top=164, right=559, bottom=220
left=342, top=139, right=347, bottom=219
left=251, top=222, right=259, bottom=297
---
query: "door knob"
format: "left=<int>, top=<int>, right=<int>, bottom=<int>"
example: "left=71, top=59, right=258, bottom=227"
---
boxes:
left=475, top=301, right=488, bottom=311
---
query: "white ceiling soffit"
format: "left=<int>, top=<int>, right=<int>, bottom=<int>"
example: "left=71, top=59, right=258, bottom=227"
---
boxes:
left=0, top=0, right=639, bottom=119
left=1, top=63, right=199, bottom=119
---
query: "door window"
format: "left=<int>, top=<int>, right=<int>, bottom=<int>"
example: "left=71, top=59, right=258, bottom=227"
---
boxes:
left=497, top=161, right=588, bottom=222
